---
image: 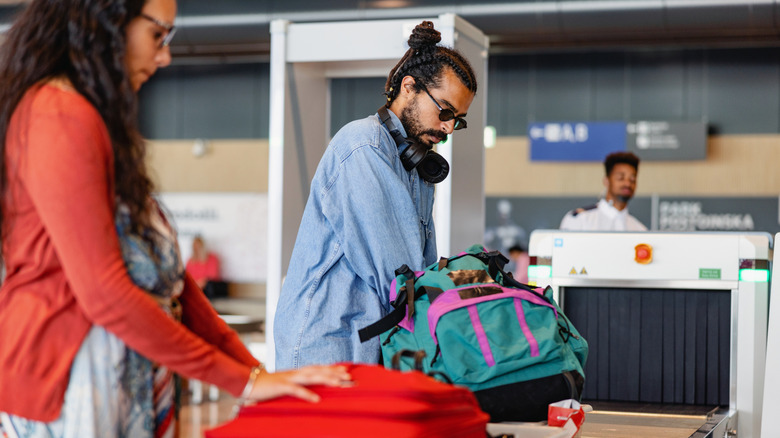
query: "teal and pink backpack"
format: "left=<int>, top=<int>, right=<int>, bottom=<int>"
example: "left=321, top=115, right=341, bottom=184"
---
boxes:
left=359, top=244, right=588, bottom=422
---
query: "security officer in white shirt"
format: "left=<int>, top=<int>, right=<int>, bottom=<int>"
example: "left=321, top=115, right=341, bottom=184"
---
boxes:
left=559, top=151, right=648, bottom=231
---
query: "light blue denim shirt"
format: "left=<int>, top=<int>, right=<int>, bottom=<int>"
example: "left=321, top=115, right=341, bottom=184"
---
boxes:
left=274, top=110, right=437, bottom=370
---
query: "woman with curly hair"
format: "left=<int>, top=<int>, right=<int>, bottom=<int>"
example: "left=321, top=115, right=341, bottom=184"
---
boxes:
left=0, top=1, right=350, bottom=436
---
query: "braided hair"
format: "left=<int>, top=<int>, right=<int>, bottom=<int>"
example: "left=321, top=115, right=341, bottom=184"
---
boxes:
left=384, top=21, right=477, bottom=105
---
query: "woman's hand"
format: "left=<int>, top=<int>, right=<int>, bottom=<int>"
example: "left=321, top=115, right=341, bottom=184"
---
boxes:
left=247, top=365, right=352, bottom=403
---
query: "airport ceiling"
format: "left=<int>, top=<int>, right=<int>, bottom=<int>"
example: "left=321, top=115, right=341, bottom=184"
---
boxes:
left=0, top=1, right=779, bottom=61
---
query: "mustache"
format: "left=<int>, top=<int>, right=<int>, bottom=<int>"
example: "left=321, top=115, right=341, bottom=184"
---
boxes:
left=418, top=129, right=449, bottom=145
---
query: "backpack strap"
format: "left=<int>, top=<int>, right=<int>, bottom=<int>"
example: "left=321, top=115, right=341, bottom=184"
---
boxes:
left=358, top=265, right=416, bottom=343
left=500, top=267, right=541, bottom=294
left=358, top=286, right=409, bottom=343
left=424, top=286, right=446, bottom=303
left=481, top=250, right=541, bottom=294
left=427, top=370, right=453, bottom=384
left=405, top=277, right=415, bottom=318
left=394, top=264, right=417, bottom=318
left=468, top=250, right=507, bottom=278
left=556, top=305, right=582, bottom=343
left=486, top=251, right=508, bottom=281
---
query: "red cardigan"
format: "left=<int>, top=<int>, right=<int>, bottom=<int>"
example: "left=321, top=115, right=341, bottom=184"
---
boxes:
left=0, top=84, right=259, bottom=421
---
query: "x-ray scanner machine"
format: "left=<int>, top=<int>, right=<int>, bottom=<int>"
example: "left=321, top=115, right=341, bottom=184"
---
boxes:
left=528, top=230, right=771, bottom=438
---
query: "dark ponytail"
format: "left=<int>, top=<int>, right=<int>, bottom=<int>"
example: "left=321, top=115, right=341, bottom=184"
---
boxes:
left=384, top=20, right=477, bottom=105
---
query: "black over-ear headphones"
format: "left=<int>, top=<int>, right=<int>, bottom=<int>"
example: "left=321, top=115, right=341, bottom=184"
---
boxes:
left=377, top=106, right=449, bottom=184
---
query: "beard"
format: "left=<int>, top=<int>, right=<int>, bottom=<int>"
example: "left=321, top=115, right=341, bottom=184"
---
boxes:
left=399, top=97, right=448, bottom=148
left=615, top=193, right=633, bottom=203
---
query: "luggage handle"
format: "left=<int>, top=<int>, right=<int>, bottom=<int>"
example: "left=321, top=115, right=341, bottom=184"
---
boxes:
left=563, top=370, right=582, bottom=401
left=391, top=349, right=427, bottom=371
left=391, top=350, right=457, bottom=386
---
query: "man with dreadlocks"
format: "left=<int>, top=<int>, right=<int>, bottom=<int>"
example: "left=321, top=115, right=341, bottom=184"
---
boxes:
left=275, top=21, right=478, bottom=369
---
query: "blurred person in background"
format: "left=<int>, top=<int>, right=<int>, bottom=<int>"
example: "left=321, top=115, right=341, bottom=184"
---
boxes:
left=559, top=151, right=647, bottom=231
left=507, top=244, right=530, bottom=284
left=186, top=235, right=221, bottom=289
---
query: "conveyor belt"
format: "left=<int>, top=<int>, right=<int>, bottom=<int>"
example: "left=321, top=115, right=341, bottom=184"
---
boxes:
left=580, top=402, right=728, bottom=438
left=582, top=411, right=706, bottom=437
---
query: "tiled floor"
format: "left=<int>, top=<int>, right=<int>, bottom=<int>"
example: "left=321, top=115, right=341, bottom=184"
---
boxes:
left=179, top=392, right=238, bottom=438
left=178, top=327, right=266, bottom=438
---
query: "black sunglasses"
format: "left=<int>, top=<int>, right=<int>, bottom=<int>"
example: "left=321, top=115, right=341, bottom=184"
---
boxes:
left=415, top=79, right=467, bottom=130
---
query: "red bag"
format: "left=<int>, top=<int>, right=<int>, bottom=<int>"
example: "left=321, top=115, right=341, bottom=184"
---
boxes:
left=548, top=399, right=586, bottom=437
left=205, top=363, right=490, bottom=438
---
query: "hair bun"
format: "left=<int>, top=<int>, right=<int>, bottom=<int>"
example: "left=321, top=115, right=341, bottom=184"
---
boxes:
left=407, top=21, right=441, bottom=51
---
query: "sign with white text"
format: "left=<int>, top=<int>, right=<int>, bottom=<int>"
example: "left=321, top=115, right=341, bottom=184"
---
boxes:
left=530, top=120, right=708, bottom=161
left=627, top=121, right=707, bottom=160
left=157, top=193, right=267, bottom=283
left=529, top=121, right=627, bottom=161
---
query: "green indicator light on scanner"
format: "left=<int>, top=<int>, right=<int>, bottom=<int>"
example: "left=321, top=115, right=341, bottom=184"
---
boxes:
left=739, top=269, right=769, bottom=283
left=528, top=265, right=552, bottom=279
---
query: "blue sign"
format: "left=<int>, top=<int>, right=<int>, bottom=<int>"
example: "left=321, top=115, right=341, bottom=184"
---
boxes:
left=529, top=121, right=627, bottom=161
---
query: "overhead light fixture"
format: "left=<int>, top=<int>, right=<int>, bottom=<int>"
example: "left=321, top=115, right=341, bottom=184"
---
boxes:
left=192, top=138, right=209, bottom=157
left=484, top=125, right=496, bottom=148
left=370, top=0, right=413, bottom=8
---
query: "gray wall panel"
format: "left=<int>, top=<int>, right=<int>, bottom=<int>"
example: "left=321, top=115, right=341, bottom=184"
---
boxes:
left=683, top=51, right=707, bottom=123
left=487, top=55, right=532, bottom=136
left=627, top=51, right=686, bottom=121
left=486, top=47, right=780, bottom=136
left=533, top=54, right=593, bottom=123
left=138, top=48, right=780, bottom=140
left=139, top=63, right=270, bottom=139
left=706, top=49, right=780, bottom=134
left=592, top=53, right=628, bottom=121
left=139, top=68, right=181, bottom=139
left=330, top=77, right=387, bottom=137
